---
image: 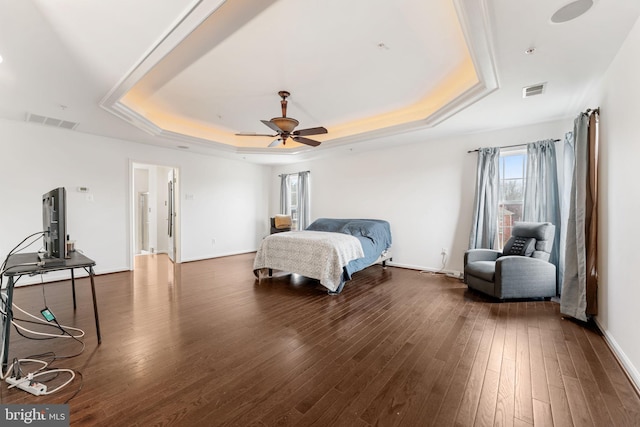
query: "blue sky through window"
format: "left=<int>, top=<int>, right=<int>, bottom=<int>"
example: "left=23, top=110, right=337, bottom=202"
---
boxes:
left=501, top=154, right=525, bottom=179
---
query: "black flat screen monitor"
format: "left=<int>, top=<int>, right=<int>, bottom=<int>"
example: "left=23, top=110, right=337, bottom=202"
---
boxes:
left=42, top=187, right=67, bottom=259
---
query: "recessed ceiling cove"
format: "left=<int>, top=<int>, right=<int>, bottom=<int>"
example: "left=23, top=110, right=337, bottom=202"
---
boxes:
left=101, top=0, right=498, bottom=154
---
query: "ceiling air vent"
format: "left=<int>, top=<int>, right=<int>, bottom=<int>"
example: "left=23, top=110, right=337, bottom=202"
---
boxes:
left=522, top=83, right=546, bottom=98
left=25, top=113, right=79, bottom=130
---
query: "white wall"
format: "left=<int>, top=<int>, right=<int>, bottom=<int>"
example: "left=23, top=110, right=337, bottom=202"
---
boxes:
left=587, top=15, right=640, bottom=389
left=0, top=119, right=270, bottom=282
left=270, top=119, right=571, bottom=275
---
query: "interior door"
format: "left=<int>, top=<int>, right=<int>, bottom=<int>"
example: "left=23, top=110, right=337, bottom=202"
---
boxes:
left=167, top=169, right=176, bottom=262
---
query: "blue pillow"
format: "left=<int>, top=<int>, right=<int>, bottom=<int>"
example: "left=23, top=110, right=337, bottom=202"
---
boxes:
left=305, top=218, right=347, bottom=232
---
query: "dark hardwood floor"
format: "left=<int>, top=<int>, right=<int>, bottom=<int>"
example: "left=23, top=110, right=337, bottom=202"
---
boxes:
left=1, top=253, right=639, bottom=426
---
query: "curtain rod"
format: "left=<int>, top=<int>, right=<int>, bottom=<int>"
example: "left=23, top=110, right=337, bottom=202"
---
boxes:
left=278, top=170, right=310, bottom=178
left=467, top=139, right=561, bottom=154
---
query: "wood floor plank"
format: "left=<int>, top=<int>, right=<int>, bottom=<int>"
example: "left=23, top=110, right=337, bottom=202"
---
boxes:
left=564, top=376, right=596, bottom=427
left=1, top=254, right=638, bottom=427
left=494, top=357, right=516, bottom=427
left=348, top=298, right=471, bottom=424
left=359, top=300, right=473, bottom=426
left=473, top=367, right=500, bottom=426
left=455, top=305, right=497, bottom=426
left=548, top=384, right=574, bottom=427
left=528, top=326, right=550, bottom=403
left=397, top=302, right=483, bottom=426
left=514, top=303, right=534, bottom=424
left=532, top=398, right=553, bottom=427
left=430, top=303, right=491, bottom=425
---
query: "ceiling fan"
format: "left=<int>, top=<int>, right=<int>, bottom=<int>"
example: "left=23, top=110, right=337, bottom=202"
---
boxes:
left=235, top=91, right=327, bottom=147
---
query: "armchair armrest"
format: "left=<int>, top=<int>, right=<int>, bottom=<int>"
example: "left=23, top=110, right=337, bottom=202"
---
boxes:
left=464, top=249, right=502, bottom=265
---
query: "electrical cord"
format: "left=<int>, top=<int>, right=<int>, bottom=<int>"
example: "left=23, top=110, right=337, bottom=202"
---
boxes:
left=419, top=251, right=448, bottom=275
left=11, top=302, right=85, bottom=339
left=4, top=360, right=76, bottom=395
left=21, top=351, right=84, bottom=402
left=0, top=231, right=45, bottom=289
left=2, top=358, right=47, bottom=380
left=0, top=231, right=85, bottom=399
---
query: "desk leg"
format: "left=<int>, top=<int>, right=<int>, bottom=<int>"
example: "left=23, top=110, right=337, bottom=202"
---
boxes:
left=2, top=276, right=15, bottom=371
left=71, top=269, right=77, bottom=310
left=88, top=267, right=102, bottom=344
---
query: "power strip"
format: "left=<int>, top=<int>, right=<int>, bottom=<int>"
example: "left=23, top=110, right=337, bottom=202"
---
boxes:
left=5, top=376, right=47, bottom=396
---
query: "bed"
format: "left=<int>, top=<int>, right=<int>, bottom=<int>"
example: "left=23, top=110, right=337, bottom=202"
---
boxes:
left=253, top=218, right=392, bottom=294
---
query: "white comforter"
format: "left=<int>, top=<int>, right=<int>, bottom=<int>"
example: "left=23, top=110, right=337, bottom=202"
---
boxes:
left=253, top=231, right=365, bottom=292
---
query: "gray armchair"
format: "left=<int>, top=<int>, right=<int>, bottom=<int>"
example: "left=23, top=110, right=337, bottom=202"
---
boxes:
left=464, top=221, right=556, bottom=299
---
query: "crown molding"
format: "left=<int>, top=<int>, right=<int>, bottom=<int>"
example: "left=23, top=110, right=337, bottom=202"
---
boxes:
left=100, top=0, right=499, bottom=158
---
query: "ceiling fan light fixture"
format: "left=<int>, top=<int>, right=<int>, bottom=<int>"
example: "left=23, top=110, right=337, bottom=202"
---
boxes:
left=270, top=116, right=299, bottom=133
left=237, top=91, right=326, bottom=148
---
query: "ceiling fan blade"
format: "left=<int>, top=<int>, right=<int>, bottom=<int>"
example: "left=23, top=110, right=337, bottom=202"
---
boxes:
left=268, top=138, right=283, bottom=148
left=293, top=136, right=321, bottom=147
left=235, top=132, right=278, bottom=137
left=261, top=120, right=282, bottom=133
left=293, top=126, right=328, bottom=137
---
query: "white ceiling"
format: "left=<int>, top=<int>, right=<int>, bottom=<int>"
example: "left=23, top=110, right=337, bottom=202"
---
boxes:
left=0, top=0, right=639, bottom=164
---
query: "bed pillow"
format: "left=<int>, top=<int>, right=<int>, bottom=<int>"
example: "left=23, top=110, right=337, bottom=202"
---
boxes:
left=340, top=220, right=375, bottom=239
left=340, top=219, right=392, bottom=248
left=305, top=218, right=348, bottom=232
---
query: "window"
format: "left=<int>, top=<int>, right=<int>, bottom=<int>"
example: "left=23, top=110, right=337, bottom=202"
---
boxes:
left=498, top=150, right=526, bottom=248
left=281, top=171, right=310, bottom=230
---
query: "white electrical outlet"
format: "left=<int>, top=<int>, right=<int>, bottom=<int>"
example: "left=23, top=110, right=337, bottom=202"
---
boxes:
left=441, top=248, right=448, bottom=255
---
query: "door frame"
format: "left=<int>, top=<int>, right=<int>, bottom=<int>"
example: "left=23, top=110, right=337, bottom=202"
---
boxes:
left=129, top=161, right=181, bottom=269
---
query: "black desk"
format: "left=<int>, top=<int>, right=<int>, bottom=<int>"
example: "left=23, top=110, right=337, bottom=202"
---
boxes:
left=1, top=252, right=101, bottom=370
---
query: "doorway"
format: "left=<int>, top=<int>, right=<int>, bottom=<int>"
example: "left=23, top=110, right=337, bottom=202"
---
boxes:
left=131, top=162, right=180, bottom=267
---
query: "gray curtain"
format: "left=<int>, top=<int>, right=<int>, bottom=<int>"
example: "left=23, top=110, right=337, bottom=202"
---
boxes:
left=469, top=147, right=500, bottom=249
left=561, top=110, right=599, bottom=321
left=523, top=139, right=561, bottom=291
left=297, top=171, right=310, bottom=230
left=279, top=174, right=290, bottom=215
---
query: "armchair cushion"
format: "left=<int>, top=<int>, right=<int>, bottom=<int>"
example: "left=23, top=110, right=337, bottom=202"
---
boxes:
left=466, top=261, right=496, bottom=282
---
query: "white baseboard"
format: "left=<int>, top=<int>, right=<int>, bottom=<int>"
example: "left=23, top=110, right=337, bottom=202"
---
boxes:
left=385, top=261, right=463, bottom=279
left=181, top=249, right=256, bottom=263
left=593, top=317, right=640, bottom=395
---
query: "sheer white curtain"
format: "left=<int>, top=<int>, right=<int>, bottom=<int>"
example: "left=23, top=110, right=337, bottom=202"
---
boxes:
left=523, top=139, right=561, bottom=290
left=297, top=171, right=310, bottom=230
left=469, top=147, right=500, bottom=249
left=279, top=174, right=290, bottom=215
